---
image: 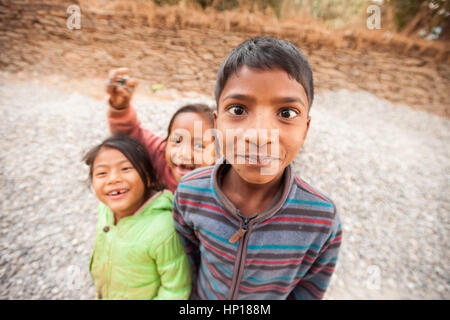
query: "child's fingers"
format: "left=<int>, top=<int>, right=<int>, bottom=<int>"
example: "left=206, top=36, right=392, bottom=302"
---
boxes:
left=106, top=68, right=135, bottom=109
left=107, top=84, right=133, bottom=98
left=106, top=68, right=131, bottom=91
left=110, top=94, right=125, bottom=107
left=108, top=86, right=131, bottom=109
left=106, top=85, right=114, bottom=95
left=110, top=92, right=129, bottom=109
left=114, top=87, right=130, bottom=98
left=106, top=85, right=127, bottom=96
left=127, top=78, right=138, bottom=89
left=108, top=67, right=130, bottom=80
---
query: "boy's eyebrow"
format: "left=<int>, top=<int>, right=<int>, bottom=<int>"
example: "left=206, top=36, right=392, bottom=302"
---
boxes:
left=222, top=93, right=307, bottom=108
left=271, top=96, right=307, bottom=108
left=222, top=93, right=256, bottom=102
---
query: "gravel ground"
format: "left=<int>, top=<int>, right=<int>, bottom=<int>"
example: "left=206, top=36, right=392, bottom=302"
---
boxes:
left=0, top=78, right=449, bottom=300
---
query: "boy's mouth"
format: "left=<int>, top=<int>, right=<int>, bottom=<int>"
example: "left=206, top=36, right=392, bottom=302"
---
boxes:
left=106, top=188, right=129, bottom=199
left=236, top=154, right=279, bottom=166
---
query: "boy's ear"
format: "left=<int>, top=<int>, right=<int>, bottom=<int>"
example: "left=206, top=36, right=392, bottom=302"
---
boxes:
left=303, top=116, right=311, bottom=140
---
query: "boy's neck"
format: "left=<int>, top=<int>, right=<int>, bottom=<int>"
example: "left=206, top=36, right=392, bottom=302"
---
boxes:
left=221, top=165, right=285, bottom=218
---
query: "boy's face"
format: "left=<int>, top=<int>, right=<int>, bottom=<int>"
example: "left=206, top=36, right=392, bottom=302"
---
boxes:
left=215, top=66, right=311, bottom=185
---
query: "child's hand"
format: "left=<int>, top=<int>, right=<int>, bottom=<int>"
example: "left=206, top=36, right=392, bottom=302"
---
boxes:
left=106, top=68, right=138, bottom=110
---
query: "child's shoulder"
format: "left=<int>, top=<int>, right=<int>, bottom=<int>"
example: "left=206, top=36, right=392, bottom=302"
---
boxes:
left=292, top=176, right=334, bottom=205
left=141, top=191, right=177, bottom=245
left=177, top=165, right=215, bottom=188
left=145, top=190, right=173, bottom=217
left=290, top=175, right=340, bottom=226
left=151, top=189, right=173, bottom=207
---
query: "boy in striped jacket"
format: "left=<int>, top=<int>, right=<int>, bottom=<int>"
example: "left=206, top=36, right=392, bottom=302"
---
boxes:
left=172, top=36, right=342, bottom=300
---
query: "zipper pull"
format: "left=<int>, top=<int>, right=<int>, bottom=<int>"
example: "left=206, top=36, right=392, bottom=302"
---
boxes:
left=229, top=228, right=246, bottom=244
left=229, top=213, right=253, bottom=244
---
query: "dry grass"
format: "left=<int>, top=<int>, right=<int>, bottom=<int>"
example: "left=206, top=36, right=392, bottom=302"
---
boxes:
left=78, top=0, right=449, bottom=62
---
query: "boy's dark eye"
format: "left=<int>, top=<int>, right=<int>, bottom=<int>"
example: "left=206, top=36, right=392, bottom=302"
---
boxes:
left=278, top=108, right=299, bottom=119
left=122, top=167, right=133, bottom=171
left=228, top=105, right=246, bottom=116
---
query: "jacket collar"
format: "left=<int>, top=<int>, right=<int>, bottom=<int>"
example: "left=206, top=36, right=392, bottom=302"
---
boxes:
left=131, top=189, right=171, bottom=217
left=211, top=157, right=294, bottom=222
left=104, top=189, right=171, bottom=227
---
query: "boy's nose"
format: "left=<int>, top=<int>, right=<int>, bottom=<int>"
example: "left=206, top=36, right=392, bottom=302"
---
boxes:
left=244, top=123, right=276, bottom=147
left=251, top=110, right=275, bottom=130
left=243, top=111, right=279, bottom=150
left=244, top=130, right=270, bottom=147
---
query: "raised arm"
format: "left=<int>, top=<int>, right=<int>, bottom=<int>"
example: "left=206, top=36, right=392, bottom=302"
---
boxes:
left=105, top=68, right=168, bottom=176
left=105, top=68, right=155, bottom=140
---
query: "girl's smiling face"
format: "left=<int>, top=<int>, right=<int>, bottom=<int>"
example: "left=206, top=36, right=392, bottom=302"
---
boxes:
left=165, top=112, right=215, bottom=182
left=92, top=147, right=147, bottom=220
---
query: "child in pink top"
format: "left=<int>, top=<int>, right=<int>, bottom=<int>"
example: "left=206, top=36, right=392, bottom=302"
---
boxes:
left=106, top=68, right=216, bottom=192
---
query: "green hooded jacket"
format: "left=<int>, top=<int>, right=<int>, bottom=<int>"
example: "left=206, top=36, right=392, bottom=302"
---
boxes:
left=89, top=190, right=191, bottom=300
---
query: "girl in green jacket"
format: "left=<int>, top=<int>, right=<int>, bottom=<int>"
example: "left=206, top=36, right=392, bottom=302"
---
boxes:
left=83, top=134, right=191, bottom=300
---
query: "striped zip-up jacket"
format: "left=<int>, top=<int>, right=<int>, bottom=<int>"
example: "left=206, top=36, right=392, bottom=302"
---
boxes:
left=172, top=159, right=342, bottom=300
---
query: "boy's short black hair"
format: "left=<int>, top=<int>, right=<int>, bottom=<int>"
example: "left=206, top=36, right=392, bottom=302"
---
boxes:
left=83, top=133, right=164, bottom=198
left=215, top=36, right=314, bottom=110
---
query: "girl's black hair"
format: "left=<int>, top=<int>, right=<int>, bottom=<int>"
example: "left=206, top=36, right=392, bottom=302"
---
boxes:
left=215, top=36, right=314, bottom=111
left=82, top=133, right=164, bottom=199
left=165, top=103, right=214, bottom=140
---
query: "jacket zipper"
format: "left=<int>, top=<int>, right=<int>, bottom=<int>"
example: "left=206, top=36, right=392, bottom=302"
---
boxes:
left=228, top=212, right=256, bottom=300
